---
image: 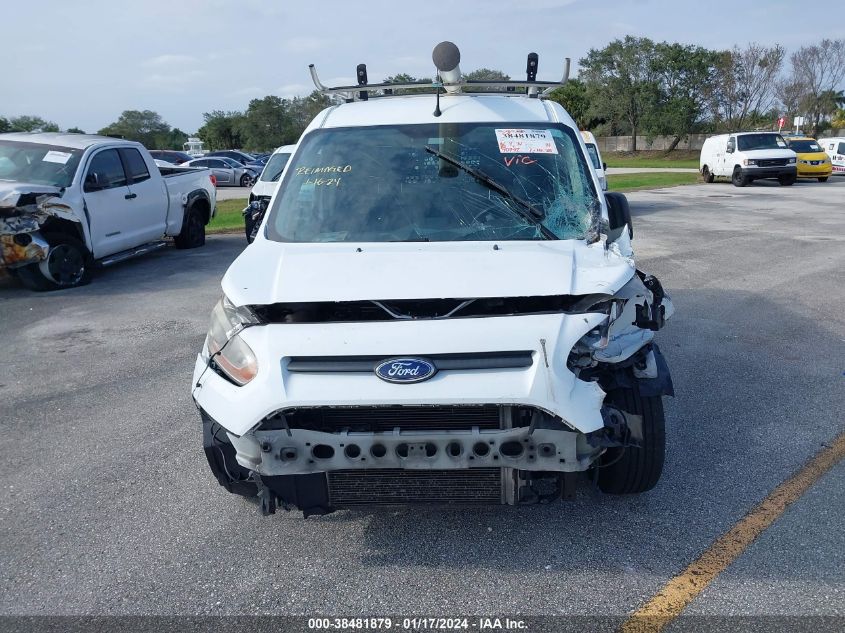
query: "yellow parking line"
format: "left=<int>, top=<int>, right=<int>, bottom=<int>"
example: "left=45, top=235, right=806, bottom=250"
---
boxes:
left=620, top=430, right=845, bottom=633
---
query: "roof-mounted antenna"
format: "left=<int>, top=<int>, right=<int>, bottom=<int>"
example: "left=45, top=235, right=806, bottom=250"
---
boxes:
left=432, top=41, right=462, bottom=94
left=527, top=52, right=539, bottom=98
left=357, top=64, right=368, bottom=101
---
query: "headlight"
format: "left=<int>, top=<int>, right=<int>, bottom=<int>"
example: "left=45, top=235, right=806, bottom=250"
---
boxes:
left=743, top=159, right=757, bottom=166
left=788, top=157, right=796, bottom=164
left=204, top=296, right=259, bottom=385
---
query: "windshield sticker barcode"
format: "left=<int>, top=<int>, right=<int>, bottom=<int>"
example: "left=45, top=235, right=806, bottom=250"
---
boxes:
left=495, top=129, right=558, bottom=154
left=42, top=151, right=72, bottom=164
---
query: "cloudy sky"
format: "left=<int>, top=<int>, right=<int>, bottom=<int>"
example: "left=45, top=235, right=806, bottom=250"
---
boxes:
left=5, top=0, right=843, bottom=133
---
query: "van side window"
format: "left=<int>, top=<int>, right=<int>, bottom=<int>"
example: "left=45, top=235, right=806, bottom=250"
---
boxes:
left=726, top=138, right=735, bottom=153
left=838, top=142, right=845, bottom=155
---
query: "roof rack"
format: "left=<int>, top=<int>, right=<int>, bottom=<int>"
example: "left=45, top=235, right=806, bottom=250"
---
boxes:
left=309, top=41, right=570, bottom=103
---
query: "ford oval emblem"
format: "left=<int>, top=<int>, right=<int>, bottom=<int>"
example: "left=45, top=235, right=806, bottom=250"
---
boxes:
left=375, top=358, right=437, bottom=384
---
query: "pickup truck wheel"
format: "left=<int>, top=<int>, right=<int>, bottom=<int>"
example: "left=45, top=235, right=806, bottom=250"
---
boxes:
left=16, top=233, right=92, bottom=291
left=731, top=167, right=747, bottom=187
left=779, top=174, right=796, bottom=186
left=702, top=166, right=714, bottom=183
left=174, top=204, right=206, bottom=249
left=596, top=387, right=666, bottom=494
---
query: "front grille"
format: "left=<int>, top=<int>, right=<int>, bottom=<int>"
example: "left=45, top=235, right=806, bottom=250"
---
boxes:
left=287, top=351, right=533, bottom=373
left=328, top=468, right=502, bottom=506
left=758, top=158, right=788, bottom=167
left=277, top=405, right=502, bottom=432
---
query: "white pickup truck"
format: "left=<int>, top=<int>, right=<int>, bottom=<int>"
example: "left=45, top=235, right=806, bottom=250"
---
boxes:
left=0, top=132, right=216, bottom=290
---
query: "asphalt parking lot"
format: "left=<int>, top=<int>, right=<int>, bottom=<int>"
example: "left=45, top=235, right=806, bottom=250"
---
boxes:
left=0, top=179, right=843, bottom=621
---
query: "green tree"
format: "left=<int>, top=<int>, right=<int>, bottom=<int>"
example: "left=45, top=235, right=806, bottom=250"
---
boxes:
left=197, top=110, right=245, bottom=150
left=10, top=115, right=60, bottom=132
left=65, top=126, right=86, bottom=134
left=463, top=68, right=511, bottom=92
left=153, top=127, right=188, bottom=150
left=579, top=36, right=660, bottom=151
left=286, top=91, right=333, bottom=140
left=789, top=39, right=845, bottom=135
left=98, top=110, right=172, bottom=148
left=648, top=42, right=720, bottom=151
left=546, top=78, right=593, bottom=129
left=832, top=107, right=845, bottom=131
left=239, top=96, right=290, bottom=151
left=382, top=73, right=434, bottom=95
left=707, top=44, right=785, bottom=131
left=0, top=117, right=10, bottom=133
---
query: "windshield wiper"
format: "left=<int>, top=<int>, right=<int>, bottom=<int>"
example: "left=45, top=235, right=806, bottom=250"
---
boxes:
left=424, top=145, right=557, bottom=240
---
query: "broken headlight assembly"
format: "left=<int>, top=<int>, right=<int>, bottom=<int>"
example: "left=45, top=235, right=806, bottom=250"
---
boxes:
left=204, top=296, right=260, bottom=386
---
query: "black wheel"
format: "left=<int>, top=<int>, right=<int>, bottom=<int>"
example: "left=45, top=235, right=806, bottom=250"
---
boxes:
left=818, top=177, right=828, bottom=183
left=702, top=166, right=714, bottom=183
left=240, top=174, right=253, bottom=188
left=174, top=204, right=206, bottom=249
left=731, top=167, right=747, bottom=187
left=597, top=387, right=666, bottom=494
left=16, top=233, right=92, bottom=291
left=779, top=174, right=796, bottom=186
left=202, top=415, right=258, bottom=498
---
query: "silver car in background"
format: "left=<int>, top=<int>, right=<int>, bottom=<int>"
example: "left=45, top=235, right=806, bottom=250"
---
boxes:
left=183, top=157, right=258, bottom=187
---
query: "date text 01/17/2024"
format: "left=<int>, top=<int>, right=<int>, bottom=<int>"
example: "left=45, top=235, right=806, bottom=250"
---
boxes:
left=306, top=617, right=528, bottom=630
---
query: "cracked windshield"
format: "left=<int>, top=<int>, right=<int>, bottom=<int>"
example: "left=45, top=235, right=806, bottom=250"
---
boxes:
left=266, top=122, right=598, bottom=242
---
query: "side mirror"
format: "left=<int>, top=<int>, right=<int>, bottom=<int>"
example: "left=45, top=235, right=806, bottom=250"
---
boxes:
left=602, top=161, right=607, bottom=171
left=84, top=172, right=103, bottom=192
left=605, top=191, right=633, bottom=242
left=726, top=146, right=734, bottom=154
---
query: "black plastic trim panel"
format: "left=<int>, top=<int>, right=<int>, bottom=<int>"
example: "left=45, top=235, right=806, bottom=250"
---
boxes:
left=287, top=351, right=533, bottom=373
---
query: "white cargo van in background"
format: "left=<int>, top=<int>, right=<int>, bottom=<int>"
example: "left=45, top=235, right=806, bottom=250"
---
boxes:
left=700, top=132, right=797, bottom=187
left=581, top=131, right=607, bottom=191
left=818, top=137, right=845, bottom=176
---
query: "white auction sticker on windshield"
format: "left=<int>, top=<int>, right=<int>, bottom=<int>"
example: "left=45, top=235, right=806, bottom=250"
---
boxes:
left=495, top=129, right=558, bottom=154
left=42, top=151, right=72, bottom=164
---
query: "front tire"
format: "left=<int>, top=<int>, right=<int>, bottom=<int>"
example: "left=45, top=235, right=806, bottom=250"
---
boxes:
left=731, top=167, right=747, bottom=187
left=16, top=233, right=92, bottom=291
left=240, top=174, right=253, bottom=188
left=597, top=387, right=666, bottom=494
left=779, top=174, right=796, bottom=186
left=702, top=166, right=714, bottom=183
left=818, top=177, right=828, bottom=183
left=174, top=204, right=206, bottom=249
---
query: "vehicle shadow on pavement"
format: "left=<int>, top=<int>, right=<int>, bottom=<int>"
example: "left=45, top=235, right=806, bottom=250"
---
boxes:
left=0, top=234, right=246, bottom=299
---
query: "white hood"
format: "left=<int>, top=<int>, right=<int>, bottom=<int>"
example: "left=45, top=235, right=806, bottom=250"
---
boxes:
left=222, top=238, right=635, bottom=305
left=743, top=148, right=796, bottom=160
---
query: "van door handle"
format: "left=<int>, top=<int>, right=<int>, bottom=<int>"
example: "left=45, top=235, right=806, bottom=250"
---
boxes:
left=125, top=193, right=137, bottom=200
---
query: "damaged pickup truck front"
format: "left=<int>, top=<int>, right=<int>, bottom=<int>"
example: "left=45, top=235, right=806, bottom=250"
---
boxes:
left=0, top=133, right=216, bottom=290
left=0, top=186, right=76, bottom=275
left=192, top=49, right=674, bottom=516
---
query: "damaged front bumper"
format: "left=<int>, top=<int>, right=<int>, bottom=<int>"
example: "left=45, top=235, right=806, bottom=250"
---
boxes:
left=0, top=230, right=50, bottom=269
left=0, top=187, right=78, bottom=269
